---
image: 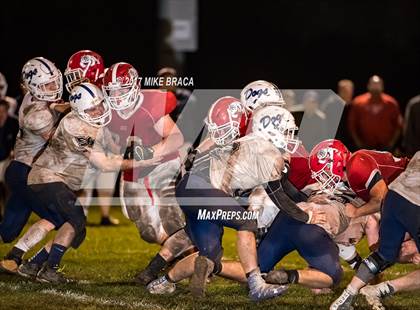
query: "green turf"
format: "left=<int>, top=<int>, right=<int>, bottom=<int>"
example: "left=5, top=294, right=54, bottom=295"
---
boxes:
left=1, top=206, right=419, bottom=309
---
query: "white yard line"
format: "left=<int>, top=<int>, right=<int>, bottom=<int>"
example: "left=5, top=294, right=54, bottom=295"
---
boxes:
left=0, top=282, right=166, bottom=310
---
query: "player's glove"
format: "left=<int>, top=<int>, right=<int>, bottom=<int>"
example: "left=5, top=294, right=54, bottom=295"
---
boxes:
left=133, top=145, right=154, bottom=161
left=122, top=141, right=154, bottom=161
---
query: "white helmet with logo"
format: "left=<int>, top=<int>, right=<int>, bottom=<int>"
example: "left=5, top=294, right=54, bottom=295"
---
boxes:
left=21, top=57, right=63, bottom=102
left=240, top=80, right=285, bottom=112
left=252, top=105, right=300, bottom=154
left=69, top=82, right=111, bottom=127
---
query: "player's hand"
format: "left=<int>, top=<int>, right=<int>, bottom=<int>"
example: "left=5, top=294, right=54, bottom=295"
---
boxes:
left=132, top=156, right=163, bottom=167
left=308, top=209, right=327, bottom=225
left=410, top=253, right=420, bottom=265
left=345, top=203, right=359, bottom=218
left=50, top=101, right=71, bottom=113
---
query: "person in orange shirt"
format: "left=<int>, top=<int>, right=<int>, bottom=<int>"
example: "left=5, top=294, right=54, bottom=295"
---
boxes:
left=347, top=75, right=402, bottom=151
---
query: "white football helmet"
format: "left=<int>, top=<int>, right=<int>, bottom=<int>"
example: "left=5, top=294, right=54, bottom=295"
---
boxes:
left=252, top=105, right=300, bottom=154
left=0, top=72, right=7, bottom=99
left=69, top=83, right=111, bottom=127
left=21, top=57, right=63, bottom=102
left=240, top=80, right=285, bottom=111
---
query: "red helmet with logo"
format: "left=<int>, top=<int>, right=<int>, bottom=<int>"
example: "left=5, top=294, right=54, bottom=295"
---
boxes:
left=102, top=62, right=141, bottom=111
left=64, top=50, right=104, bottom=92
left=206, top=96, right=247, bottom=146
left=309, top=139, right=350, bottom=192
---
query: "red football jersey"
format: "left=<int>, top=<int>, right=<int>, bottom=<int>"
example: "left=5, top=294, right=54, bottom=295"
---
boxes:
left=289, top=144, right=315, bottom=190
left=346, top=150, right=409, bottom=202
left=108, top=89, right=178, bottom=181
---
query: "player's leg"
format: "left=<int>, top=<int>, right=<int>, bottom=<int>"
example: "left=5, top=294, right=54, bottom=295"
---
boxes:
left=33, top=182, right=86, bottom=283
left=96, top=171, right=120, bottom=225
left=0, top=161, right=33, bottom=245
left=264, top=215, right=342, bottom=289
left=0, top=219, right=55, bottom=274
left=330, top=190, right=409, bottom=310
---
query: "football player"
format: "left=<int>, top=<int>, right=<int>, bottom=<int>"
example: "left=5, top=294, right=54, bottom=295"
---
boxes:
left=16, top=83, right=158, bottom=283
left=102, top=62, right=194, bottom=285
left=65, top=49, right=120, bottom=225
left=309, top=139, right=409, bottom=218
left=0, top=57, right=64, bottom=273
left=162, top=97, right=327, bottom=301
left=330, top=151, right=420, bottom=310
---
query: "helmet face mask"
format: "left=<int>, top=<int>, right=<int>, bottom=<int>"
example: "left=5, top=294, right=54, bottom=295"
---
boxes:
left=311, top=163, right=342, bottom=193
left=64, top=68, right=90, bottom=93
left=309, top=139, right=350, bottom=194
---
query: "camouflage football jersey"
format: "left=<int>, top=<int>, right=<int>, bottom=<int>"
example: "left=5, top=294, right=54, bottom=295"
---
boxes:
left=28, top=111, right=107, bottom=191
left=389, top=151, right=420, bottom=205
left=14, top=93, right=59, bottom=166
left=209, top=133, right=285, bottom=196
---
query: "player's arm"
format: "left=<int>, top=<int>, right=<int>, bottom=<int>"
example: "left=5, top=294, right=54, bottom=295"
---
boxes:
left=262, top=151, right=324, bottom=224
left=346, top=179, right=388, bottom=217
left=151, top=114, right=184, bottom=157
left=87, top=151, right=162, bottom=172
left=102, top=128, right=122, bottom=155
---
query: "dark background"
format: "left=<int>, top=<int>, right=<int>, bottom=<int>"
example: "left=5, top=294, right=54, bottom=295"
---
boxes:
left=1, top=0, right=420, bottom=108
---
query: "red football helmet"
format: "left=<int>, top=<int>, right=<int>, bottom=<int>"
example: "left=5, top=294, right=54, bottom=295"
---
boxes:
left=206, top=96, right=247, bottom=146
left=102, top=62, right=141, bottom=111
left=64, top=50, right=104, bottom=92
left=309, top=139, right=350, bottom=192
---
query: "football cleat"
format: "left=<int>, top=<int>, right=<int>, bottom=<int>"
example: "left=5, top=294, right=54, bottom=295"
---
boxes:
left=330, top=288, right=355, bottom=310
left=248, top=270, right=288, bottom=302
left=147, top=275, right=176, bottom=295
left=100, top=216, right=120, bottom=226
left=189, top=255, right=214, bottom=297
left=36, top=265, right=74, bottom=284
left=17, top=261, right=42, bottom=279
left=360, top=282, right=394, bottom=310
left=0, top=259, right=18, bottom=274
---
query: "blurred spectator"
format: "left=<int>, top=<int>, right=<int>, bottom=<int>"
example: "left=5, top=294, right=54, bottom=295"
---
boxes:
left=348, top=75, right=402, bottom=151
left=321, top=79, right=356, bottom=150
left=402, top=94, right=420, bottom=156
left=0, top=72, right=18, bottom=117
left=0, top=100, right=19, bottom=217
left=298, top=90, right=329, bottom=151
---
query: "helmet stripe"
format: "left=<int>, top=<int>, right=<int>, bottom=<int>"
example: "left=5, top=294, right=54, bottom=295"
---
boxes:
left=111, top=63, right=119, bottom=83
left=34, top=58, right=53, bottom=75
left=79, top=83, right=95, bottom=98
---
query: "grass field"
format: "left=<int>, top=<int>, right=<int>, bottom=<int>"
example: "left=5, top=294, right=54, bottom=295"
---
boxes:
left=1, top=206, right=419, bottom=310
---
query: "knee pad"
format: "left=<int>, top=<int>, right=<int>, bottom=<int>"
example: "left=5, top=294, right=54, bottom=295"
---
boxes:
left=356, top=252, right=393, bottom=283
left=163, top=229, right=194, bottom=258
left=71, top=227, right=86, bottom=249
left=138, top=223, right=165, bottom=244
left=68, top=210, right=87, bottom=249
